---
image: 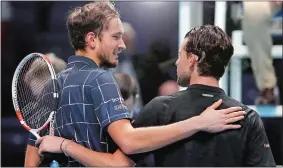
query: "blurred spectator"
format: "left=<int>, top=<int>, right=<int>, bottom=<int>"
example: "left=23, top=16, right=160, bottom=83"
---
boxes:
left=111, top=22, right=144, bottom=114
left=1, top=1, right=12, bottom=45
left=133, top=41, right=173, bottom=104
left=35, top=2, right=54, bottom=32
left=113, top=72, right=138, bottom=116
left=158, top=80, right=179, bottom=96
left=242, top=1, right=282, bottom=105
left=45, top=53, right=67, bottom=74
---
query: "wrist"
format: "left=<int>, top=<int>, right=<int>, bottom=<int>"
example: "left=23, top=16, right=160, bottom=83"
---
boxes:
left=60, top=139, right=67, bottom=153
left=62, top=139, right=72, bottom=156
left=190, top=116, right=206, bottom=131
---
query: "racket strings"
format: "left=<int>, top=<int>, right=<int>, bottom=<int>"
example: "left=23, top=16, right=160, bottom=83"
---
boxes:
left=16, top=56, right=56, bottom=129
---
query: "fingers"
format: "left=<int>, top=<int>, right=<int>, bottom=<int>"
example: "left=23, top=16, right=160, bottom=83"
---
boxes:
left=224, top=124, right=241, bottom=130
left=38, top=143, right=44, bottom=156
left=35, top=137, right=44, bottom=145
left=208, top=99, right=222, bottom=109
left=226, top=110, right=246, bottom=118
left=225, top=115, right=245, bottom=124
left=219, top=106, right=242, bottom=114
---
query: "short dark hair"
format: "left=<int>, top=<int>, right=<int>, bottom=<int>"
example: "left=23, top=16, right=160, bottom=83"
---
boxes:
left=185, top=25, right=234, bottom=80
left=66, top=1, right=120, bottom=51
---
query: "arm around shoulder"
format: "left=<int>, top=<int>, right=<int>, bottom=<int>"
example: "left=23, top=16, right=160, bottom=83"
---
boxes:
left=107, top=96, right=203, bottom=154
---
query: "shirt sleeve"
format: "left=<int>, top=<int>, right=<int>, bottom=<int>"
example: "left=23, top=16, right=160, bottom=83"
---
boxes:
left=128, top=96, right=168, bottom=164
left=92, top=72, right=132, bottom=130
left=27, top=132, right=37, bottom=147
left=243, top=110, right=276, bottom=167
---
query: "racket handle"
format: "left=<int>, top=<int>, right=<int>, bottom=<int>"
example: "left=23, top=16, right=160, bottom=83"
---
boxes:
left=41, top=153, right=67, bottom=167
left=42, top=152, right=54, bottom=162
left=50, top=160, right=59, bottom=167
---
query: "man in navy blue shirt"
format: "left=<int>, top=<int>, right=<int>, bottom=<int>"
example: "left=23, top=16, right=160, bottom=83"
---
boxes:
left=25, top=2, right=246, bottom=167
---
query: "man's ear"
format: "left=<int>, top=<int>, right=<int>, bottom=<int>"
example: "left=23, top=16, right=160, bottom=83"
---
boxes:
left=188, top=54, right=198, bottom=67
left=85, top=32, right=97, bottom=49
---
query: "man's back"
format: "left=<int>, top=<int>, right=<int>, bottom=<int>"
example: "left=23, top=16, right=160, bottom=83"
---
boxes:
left=131, top=84, right=275, bottom=167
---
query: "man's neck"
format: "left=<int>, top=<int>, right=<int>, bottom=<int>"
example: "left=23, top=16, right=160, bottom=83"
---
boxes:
left=189, top=74, right=219, bottom=88
left=75, top=50, right=101, bottom=67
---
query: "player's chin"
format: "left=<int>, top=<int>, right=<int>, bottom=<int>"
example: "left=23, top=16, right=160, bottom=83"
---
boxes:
left=110, top=59, right=118, bottom=67
left=106, top=59, right=118, bottom=68
left=177, top=77, right=189, bottom=87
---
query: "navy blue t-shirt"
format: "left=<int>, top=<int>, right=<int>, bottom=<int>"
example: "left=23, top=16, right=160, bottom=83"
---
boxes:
left=28, top=56, right=131, bottom=166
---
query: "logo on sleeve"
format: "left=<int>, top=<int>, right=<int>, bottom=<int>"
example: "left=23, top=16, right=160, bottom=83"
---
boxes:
left=114, top=104, right=127, bottom=111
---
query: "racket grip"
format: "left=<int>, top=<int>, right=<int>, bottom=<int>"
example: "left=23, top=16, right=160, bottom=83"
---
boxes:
left=42, top=152, right=54, bottom=162
left=41, top=152, right=67, bottom=167
left=42, top=152, right=62, bottom=162
left=50, top=160, right=59, bottom=167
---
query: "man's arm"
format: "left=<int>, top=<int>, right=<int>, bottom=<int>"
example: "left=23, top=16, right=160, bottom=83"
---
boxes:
left=25, top=126, right=50, bottom=167
left=108, top=99, right=246, bottom=154
left=36, top=136, right=134, bottom=167
left=24, top=133, right=41, bottom=167
left=95, top=72, right=245, bottom=155
left=62, top=141, right=134, bottom=167
left=36, top=99, right=245, bottom=166
left=25, top=144, right=41, bottom=167
left=243, top=110, right=276, bottom=166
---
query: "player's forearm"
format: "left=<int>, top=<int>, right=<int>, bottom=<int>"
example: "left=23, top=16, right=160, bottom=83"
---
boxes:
left=63, top=141, right=133, bottom=167
left=25, top=145, right=41, bottom=167
left=123, top=116, right=203, bottom=154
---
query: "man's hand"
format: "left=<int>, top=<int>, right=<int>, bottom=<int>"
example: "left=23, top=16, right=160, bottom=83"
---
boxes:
left=36, top=136, right=66, bottom=155
left=199, top=99, right=246, bottom=133
left=36, top=135, right=134, bottom=167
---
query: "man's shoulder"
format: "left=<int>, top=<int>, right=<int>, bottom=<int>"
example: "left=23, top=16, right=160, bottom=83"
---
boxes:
left=222, top=96, right=259, bottom=124
left=57, top=66, right=106, bottom=77
left=223, top=96, right=253, bottom=112
left=133, top=95, right=175, bottom=127
left=148, top=92, right=181, bottom=107
left=56, top=67, right=110, bottom=87
left=143, top=91, right=186, bottom=113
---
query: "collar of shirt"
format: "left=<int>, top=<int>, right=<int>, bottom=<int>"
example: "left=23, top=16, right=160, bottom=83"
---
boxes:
left=67, top=55, right=99, bottom=69
left=187, top=84, right=225, bottom=95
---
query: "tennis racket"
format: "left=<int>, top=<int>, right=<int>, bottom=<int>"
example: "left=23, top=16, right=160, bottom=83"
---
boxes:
left=11, top=53, right=59, bottom=161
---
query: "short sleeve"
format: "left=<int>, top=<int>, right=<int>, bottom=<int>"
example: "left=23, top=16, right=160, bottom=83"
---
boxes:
left=243, top=111, right=276, bottom=166
left=92, top=72, right=132, bottom=130
left=27, top=132, right=37, bottom=147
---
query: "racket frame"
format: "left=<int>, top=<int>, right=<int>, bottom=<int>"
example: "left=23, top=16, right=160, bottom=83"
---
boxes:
left=12, top=53, right=58, bottom=139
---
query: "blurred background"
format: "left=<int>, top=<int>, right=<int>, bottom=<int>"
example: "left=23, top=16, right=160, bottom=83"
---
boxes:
left=1, top=1, right=282, bottom=166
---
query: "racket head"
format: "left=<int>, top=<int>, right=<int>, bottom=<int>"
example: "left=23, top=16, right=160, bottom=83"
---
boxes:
left=11, top=53, right=59, bottom=138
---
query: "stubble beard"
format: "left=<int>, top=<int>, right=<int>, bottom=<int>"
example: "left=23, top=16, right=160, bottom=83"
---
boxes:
left=177, top=76, right=190, bottom=87
left=98, top=52, right=117, bottom=69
